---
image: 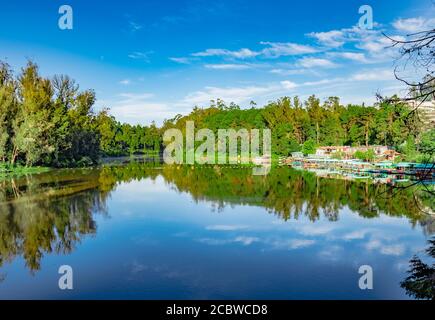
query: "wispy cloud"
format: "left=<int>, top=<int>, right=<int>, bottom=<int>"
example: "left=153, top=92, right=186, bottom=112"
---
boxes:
left=192, top=48, right=259, bottom=59
left=280, top=80, right=298, bottom=90
left=191, top=41, right=318, bottom=60
left=128, top=20, right=143, bottom=32
left=332, top=52, right=368, bottom=63
left=270, top=68, right=309, bottom=75
left=106, top=92, right=180, bottom=125
left=204, top=63, right=252, bottom=70
left=307, top=25, right=378, bottom=48
left=169, top=57, right=194, bottom=64
left=307, top=30, right=345, bottom=47
left=198, top=236, right=259, bottom=246
left=182, top=84, right=280, bottom=106
left=128, top=51, right=153, bottom=62
left=351, top=69, right=394, bottom=81
left=297, top=57, right=337, bottom=68
left=119, top=79, right=131, bottom=85
left=205, top=225, right=248, bottom=231
left=392, top=17, right=435, bottom=33
left=259, top=41, right=319, bottom=57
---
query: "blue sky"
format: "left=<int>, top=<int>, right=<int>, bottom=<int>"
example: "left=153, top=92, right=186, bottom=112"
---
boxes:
left=1, top=0, right=434, bottom=125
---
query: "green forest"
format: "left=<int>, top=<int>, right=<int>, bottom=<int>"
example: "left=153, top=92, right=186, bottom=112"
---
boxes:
left=0, top=61, right=434, bottom=169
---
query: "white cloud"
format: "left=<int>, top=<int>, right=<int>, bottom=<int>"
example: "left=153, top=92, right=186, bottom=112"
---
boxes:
left=302, top=78, right=339, bottom=86
left=192, top=48, right=259, bottom=59
left=119, top=79, right=131, bottom=85
left=280, top=80, right=298, bottom=90
left=308, top=25, right=378, bottom=48
left=128, top=20, right=143, bottom=32
left=191, top=42, right=318, bottom=61
left=260, top=42, right=319, bottom=57
left=107, top=92, right=182, bottom=126
left=308, top=30, right=345, bottom=47
left=169, top=57, right=193, bottom=64
left=298, top=57, right=337, bottom=68
left=128, top=51, right=152, bottom=62
left=182, top=84, right=279, bottom=106
left=334, top=52, right=368, bottom=63
left=205, top=225, right=247, bottom=231
left=270, top=68, right=308, bottom=75
left=393, top=17, right=435, bottom=33
left=357, top=37, right=391, bottom=53
left=118, top=93, right=154, bottom=100
left=204, top=63, right=252, bottom=70
left=351, top=69, right=393, bottom=81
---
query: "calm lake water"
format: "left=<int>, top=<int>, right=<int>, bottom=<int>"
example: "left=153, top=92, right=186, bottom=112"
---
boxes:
left=0, top=160, right=433, bottom=299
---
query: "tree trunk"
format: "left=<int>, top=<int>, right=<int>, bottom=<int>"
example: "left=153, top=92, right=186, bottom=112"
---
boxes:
left=316, top=122, right=319, bottom=144
left=10, top=146, right=18, bottom=165
left=365, top=123, right=369, bottom=147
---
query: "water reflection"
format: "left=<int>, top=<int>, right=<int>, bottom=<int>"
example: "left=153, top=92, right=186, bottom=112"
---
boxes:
left=0, top=161, right=434, bottom=298
left=400, top=237, right=435, bottom=300
left=0, top=169, right=108, bottom=271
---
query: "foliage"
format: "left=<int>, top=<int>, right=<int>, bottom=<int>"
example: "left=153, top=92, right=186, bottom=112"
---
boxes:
left=354, top=149, right=376, bottom=162
left=0, top=61, right=431, bottom=167
left=0, top=61, right=162, bottom=167
left=302, top=139, right=317, bottom=156
left=401, top=237, right=435, bottom=300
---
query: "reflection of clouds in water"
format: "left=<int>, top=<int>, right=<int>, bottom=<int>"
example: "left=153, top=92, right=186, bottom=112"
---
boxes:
left=130, top=260, right=148, bottom=274
left=197, top=217, right=413, bottom=260
left=298, top=224, right=335, bottom=236
left=395, top=261, right=410, bottom=272
left=318, top=245, right=343, bottom=261
left=206, top=225, right=248, bottom=231
left=364, top=238, right=406, bottom=256
left=234, top=236, right=259, bottom=245
left=198, top=234, right=317, bottom=250
left=270, top=238, right=316, bottom=250
left=198, top=236, right=259, bottom=246
left=342, top=229, right=372, bottom=240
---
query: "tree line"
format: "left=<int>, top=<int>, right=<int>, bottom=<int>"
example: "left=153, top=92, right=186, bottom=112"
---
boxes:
left=162, top=97, right=434, bottom=161
left=1, top=61, right=433, bottom=168
left=0, top=61, right=161, bottom=167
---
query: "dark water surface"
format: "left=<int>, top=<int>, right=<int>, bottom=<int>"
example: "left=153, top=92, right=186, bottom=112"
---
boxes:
left=0, top=161, right=433, bottom=299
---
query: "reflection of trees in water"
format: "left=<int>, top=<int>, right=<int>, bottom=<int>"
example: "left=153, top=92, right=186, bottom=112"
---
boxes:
left=157, top=165, right=434, bottom=232
left=0, top=170, right=109, bottom=272
left=401, top=237, right=435, bottom=300
left=0, top=161, right=433, bottom=273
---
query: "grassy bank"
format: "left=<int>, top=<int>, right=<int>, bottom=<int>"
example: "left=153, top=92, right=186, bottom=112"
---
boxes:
left=0, top=164, right=50, bottom=179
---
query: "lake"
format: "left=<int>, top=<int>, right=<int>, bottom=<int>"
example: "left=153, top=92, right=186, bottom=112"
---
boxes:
left=0, top=160, right=433, bottom=299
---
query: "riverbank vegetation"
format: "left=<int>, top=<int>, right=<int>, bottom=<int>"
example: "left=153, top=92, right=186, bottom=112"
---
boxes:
left=161, top=97, right=434, bottom=162
left=0, top=61, right=161, bottom=169
left=1, top=61, right=433, bottom=170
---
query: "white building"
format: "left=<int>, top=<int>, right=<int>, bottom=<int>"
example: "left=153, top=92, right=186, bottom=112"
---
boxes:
left=408, top=100, right=435, bottom=126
